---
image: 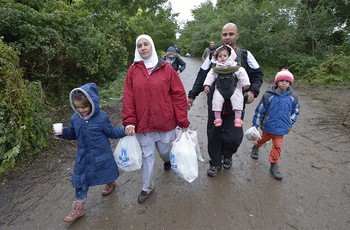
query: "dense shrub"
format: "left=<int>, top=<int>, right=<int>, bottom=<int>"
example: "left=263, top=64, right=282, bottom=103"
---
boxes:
left=0, top=40, right=51, bottom=173
left=303, top=53, right=350, bottom=84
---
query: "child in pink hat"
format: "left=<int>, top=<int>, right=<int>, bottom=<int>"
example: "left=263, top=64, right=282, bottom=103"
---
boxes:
left=250, top=68, right=300, bottom=180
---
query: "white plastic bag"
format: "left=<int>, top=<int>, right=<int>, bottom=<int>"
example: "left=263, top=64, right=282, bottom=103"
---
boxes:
left=188, top=130, right=204, bottom=162
left=170, top=131, right=198, bottom=183
left=175, top=128, right=203, bottom=162
left=244, top=126, right=261, bottom=142
left=113, top=135, right=142, bottom=171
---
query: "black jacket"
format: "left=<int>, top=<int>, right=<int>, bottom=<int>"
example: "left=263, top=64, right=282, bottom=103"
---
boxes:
left=163, top=57, right=187, bottom=73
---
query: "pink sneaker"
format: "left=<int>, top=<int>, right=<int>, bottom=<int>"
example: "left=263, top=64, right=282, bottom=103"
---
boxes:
left=63, top=201, right=85, bottom=222
left=101, top=182, right=116, bottom=196
left=234, top=119, right=243, bottom=127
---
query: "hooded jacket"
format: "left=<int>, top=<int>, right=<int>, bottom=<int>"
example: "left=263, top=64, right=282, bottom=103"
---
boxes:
left=62, top=83, right=125, bottom=190
left=122, top=58, right=190, bottom=133
left=253, top=85, right=300, bottom=136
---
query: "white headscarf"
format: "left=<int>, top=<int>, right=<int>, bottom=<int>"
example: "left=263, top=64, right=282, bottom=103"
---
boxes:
left=211, top=44, right=237, bottom=67
left=134, top=34, right=159, bottom=69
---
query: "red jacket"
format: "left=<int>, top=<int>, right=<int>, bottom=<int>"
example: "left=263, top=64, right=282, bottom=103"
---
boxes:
left=122, top=59, right=190, bottom=133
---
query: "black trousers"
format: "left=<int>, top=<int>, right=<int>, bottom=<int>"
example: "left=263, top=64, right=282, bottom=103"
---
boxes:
left=207, top=110, right=244, bottom=167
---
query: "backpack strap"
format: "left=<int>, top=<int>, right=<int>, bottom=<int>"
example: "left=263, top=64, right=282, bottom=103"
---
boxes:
left=236, top=48, right=242, bottom=66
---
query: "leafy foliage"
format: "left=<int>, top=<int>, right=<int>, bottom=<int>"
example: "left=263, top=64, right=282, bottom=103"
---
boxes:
left=178, top=0, right=350, bottom=84
left=303, top=53, right=350, bottom=84
left=0, top=39, right=51, bottom=173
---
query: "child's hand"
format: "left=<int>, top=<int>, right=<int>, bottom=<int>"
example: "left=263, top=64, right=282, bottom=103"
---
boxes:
left=204, top=85, right=210, bottom=94
left=125, top=125, right=135, bottom=136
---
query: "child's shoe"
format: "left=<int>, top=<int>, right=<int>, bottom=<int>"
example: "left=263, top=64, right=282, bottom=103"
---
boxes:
left=101, top=182, right=116, bottom=196
left=251, top=144, right=259, bottom=159
left=63, top=201, right=85, bottom=222
left=214, top=118, right=222, bottom=127
left=270, top=163, right=283, bottom=180
left=234, top=119, right=243, bottom=127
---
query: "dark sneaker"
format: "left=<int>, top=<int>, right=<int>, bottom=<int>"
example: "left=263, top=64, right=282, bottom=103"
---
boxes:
left=164, top=161, right=171, bottom=171
left=270, top=163, right=283, bottom=180
left=207, top=165, right=222, bottom=177
left=137, top=190, right=152, bottom=204
left=223, top=158, right=232, bottom=170
left=251, top=145, right=259, bottom=159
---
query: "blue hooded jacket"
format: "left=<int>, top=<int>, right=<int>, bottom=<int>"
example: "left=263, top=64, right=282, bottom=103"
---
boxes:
left=62, top=83, right=125, bottom=190
left=253, top=85, right=300, bottom=136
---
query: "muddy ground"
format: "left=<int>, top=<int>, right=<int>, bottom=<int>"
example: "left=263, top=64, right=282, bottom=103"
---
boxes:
left=1, top=57, right=350, bottom=230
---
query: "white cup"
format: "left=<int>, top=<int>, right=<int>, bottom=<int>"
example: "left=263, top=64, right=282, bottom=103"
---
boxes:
left=53, top=123, right=63, bottom=135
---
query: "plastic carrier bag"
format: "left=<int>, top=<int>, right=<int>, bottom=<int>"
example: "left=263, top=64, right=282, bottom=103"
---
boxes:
left=170, top=130, right=198, bottom=183
left=188, top=130, right=204, bottom=162
left=244, top=126, right=261, bottom=142
left=113, top=135, right=142, bottom=171
left=175, top=128, right=204, bottom=162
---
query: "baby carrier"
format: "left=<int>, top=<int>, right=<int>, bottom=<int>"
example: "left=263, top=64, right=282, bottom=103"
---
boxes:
left=213, top=65, right=240, bottom=99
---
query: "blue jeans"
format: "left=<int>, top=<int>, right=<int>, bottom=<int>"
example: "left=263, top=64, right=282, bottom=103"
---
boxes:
left=75, top=187, right=89, bottom=202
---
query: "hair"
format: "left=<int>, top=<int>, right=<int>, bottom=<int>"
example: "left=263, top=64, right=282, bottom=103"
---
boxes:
left=214, top=45, right=231, bottom=59
left=71, top=90, right=91, bottom=107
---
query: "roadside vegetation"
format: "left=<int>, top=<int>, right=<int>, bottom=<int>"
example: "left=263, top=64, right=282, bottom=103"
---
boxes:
left=1, top=0, right=349, bottom=173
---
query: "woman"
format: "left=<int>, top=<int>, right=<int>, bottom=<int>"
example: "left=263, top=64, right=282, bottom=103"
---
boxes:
left=122, top=34, right=190, bottom=204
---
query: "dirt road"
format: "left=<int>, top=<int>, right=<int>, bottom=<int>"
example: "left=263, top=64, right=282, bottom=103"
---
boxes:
left=1, top=57, right=350, bottom=230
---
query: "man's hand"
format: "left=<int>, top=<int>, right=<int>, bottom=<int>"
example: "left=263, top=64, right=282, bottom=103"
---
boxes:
left=244, top=91, right=255, bottom=104
left=187, top=97, right=194, bottom=110
left=204, top=85, right=210, bottom=94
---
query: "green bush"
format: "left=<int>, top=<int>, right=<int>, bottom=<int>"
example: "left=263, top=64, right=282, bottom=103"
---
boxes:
left=275, top=53, right=322, bottom=76
left=0, top=40, right=51, bottom=174
left=99, top=71, right=126, bottom=107
left=303, top=53, right=350, bottom=84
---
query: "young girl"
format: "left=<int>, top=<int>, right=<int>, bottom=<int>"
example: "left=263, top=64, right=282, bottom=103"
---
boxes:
left=203, top=44, right=250, bottom=127
left=54, top=83, right=126, bottom=222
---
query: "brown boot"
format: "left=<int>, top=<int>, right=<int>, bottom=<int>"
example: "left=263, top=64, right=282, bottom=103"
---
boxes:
left=63, top=201, right=85, bottom=222
left=101, top=182, right=116, bottom=196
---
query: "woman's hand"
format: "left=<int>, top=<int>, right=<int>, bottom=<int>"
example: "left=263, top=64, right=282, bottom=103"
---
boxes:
left=204, top=85, right=210, bottom=94
left=125, top=125, right=135, bottom=136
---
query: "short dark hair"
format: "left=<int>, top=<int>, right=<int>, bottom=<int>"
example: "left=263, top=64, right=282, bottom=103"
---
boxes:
left=71, top=90, right=91, bottom=107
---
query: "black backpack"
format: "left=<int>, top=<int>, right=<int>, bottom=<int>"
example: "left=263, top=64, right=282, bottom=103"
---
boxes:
left=213, top=65, right=240, bottom=100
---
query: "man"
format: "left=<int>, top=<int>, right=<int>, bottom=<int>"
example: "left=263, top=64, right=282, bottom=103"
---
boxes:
left=202, top=41, right=216, bottom=62
left=188, top=23, right=263, bottom=177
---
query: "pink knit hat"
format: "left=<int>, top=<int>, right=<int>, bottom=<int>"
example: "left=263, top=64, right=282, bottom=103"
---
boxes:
left=274, top=68, right=294, bottom=85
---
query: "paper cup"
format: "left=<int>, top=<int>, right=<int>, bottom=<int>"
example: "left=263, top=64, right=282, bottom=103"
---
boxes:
left=53, top=123, right=63, bottom=135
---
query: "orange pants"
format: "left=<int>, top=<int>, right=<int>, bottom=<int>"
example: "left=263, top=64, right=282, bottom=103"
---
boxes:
left=254, top=131, right=283, bottom=163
